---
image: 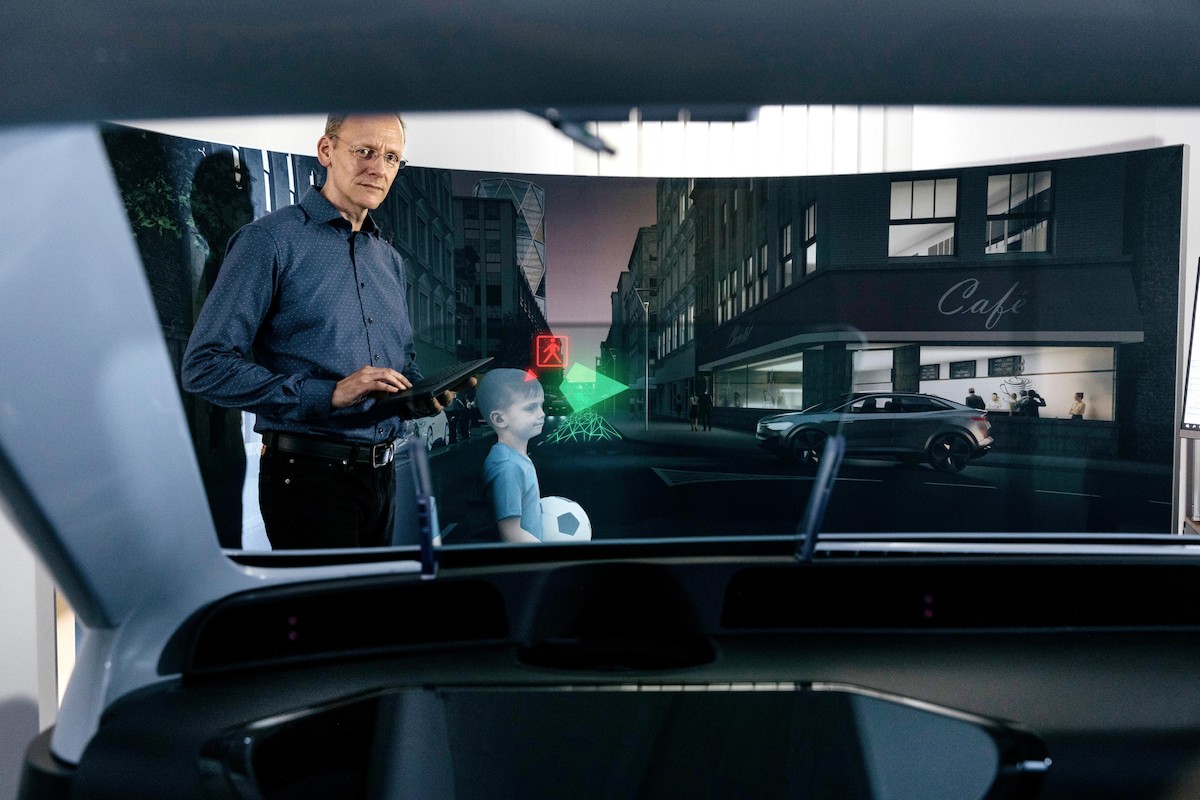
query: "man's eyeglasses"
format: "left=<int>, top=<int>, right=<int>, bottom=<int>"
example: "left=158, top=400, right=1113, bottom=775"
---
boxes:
left=329, top=134, right=407, bottom=171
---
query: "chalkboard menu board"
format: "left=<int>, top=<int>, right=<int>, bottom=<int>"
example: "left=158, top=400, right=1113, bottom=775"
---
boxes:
left=988, top=356, right=1023, bottom=377
left=950, top=360, right=976, bottom=379
left=919, top=364, right=939, bottom=381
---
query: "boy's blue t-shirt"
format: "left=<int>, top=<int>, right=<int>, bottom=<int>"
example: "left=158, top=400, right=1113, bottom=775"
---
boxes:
left=483, top=443, right=543, bottom=540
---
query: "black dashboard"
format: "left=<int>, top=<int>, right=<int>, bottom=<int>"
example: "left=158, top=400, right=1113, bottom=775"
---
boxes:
left=23, top=548, right=1200, bottom=799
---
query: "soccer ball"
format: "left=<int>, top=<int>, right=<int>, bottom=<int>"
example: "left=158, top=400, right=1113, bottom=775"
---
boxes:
left=539, top=496, right=592, bottom=542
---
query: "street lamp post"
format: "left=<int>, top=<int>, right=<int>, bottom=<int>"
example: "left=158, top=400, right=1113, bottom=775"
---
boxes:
left=633, top=287, right=654, bottom=432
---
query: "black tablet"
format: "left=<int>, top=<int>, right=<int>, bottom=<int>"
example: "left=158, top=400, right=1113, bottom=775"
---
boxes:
left=383, top=357, right=493, bottom=404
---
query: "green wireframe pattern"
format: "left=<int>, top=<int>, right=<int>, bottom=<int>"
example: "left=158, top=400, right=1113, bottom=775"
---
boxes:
left=541, top=408, right=624, bottom=444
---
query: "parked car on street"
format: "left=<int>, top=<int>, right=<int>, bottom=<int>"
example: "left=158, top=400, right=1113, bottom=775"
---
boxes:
left=756, top=392, right=993, bottom=472
left=412, top=410, right=450, bottom=450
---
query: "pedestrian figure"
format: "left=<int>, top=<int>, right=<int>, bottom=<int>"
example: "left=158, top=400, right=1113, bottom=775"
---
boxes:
left=698, top=389, right=713, bottom=431
left=688, top=393, right=699, bottom=431
left=965, top=388, right=985, bottom=410
left=1069, top=392, right=1086, bottom=420
left=1018, top=388, right=1046, bottom=417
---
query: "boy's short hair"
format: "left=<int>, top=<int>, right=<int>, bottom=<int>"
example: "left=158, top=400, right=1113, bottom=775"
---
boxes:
left=476, top=369, right=544, bottom=421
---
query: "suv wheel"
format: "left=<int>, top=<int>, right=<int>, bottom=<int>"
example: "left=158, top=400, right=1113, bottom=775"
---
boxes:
left=790, top=429, right=827, bottom=467
left=928, top=433, right=971, bottom=472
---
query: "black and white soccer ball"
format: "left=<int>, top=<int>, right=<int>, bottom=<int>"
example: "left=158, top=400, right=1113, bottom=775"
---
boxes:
left=539, top=496, right=592, bottom=542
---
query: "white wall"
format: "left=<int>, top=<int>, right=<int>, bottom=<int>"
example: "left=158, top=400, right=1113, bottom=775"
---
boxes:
left=0, top=506, right=57, bottom=800
left=130, top=107, right=1195, bottom=317
left=129, top=105, right=917, bottom=178
left=917, top=348, right=1116, bottom=421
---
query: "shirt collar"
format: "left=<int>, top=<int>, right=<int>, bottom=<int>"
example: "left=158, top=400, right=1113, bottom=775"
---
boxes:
left=300, top=188, right=380, bottom=235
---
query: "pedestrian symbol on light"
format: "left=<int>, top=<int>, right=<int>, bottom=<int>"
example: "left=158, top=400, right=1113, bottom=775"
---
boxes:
left=536, top=334, right=568, bottom=369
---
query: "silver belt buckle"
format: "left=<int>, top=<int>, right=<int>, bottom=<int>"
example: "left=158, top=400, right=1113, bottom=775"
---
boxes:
left=371, top=441, right=395, bottom=468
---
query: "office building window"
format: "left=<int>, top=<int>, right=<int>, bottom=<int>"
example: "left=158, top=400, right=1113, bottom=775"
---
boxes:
left=718, top=275, right=730, bottom=324
left=758, top=242, right=769, bottom=301
left=889, top=178, right=957, bottom=257
left=780, top=223, right=794, bottom=288
left=987, top=171, right=1053, bottom=253
left=419, top=291, right=430, bottom=333
left=397, top=198, right=411, bottom=244
left=803, top=202, right=817, bottom=275
left=743, top=255, right=755, bottom=308
left=417, top=218, right=429, bottom=261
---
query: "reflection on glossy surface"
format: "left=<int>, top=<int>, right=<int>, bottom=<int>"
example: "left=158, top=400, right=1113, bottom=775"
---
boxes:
left=204, top=685, right=1046, bottom=800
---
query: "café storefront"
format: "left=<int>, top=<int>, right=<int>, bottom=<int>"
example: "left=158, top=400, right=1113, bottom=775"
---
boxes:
left=697, top=261, right=1158, bottom=460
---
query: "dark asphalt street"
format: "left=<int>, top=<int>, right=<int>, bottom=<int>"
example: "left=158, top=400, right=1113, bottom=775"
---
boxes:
left=429, top=415, right=1174, bottom=542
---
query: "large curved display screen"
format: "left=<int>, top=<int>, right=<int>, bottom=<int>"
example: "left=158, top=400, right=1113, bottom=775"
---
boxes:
left=98, top=123, right=1184, bottom=550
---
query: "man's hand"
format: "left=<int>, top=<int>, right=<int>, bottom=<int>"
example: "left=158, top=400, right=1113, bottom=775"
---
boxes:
left=332, top=366, right=412, bottom=409
left=412, top=375, right=479, bottom=418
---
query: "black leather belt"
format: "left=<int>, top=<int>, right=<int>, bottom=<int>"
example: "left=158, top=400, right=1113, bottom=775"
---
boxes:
left=261, top=432, right=402, bottom=468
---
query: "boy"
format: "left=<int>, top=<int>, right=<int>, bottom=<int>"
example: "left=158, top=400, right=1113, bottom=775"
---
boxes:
left=477, top=369, right=545, bottom=543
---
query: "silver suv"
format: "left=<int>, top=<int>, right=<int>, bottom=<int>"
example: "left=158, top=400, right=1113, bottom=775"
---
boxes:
left=756, top=392, right=994, bottom=472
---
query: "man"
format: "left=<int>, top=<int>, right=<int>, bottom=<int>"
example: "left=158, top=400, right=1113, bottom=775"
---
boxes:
left=1023, top=388, right=1046, bottom=418
left=182, top=113, right=470, bottom=550
left=698, top=388, right=713, bottom=431
left=964, top=388, right=985, bottom=411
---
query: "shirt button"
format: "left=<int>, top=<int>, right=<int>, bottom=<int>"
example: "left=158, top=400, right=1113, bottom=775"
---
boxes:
left=360, top=282, right=365, bottom=288
left=368, top=317, right=374, bottom=323
left=373, top=354, right=380, bottom=362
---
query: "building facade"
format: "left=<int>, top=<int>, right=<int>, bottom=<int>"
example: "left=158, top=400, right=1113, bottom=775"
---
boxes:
left=453, top=195, right=550, bottom=369
left=655, top=178, right=700, bottom=418
left=614, top=227, right=660, bottom=415
left=374, top=167, right=459, bottom=374
left=472, top=178, right=548, bottom=316
left=690, top=147, right=1183, bottom=462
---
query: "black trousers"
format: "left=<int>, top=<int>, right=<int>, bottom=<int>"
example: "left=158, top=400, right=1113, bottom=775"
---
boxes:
left=258, top=448, right=396, bottom=549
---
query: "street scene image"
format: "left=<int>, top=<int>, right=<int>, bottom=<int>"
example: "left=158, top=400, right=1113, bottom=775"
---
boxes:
left=102, top=124, right=1182, bottom=545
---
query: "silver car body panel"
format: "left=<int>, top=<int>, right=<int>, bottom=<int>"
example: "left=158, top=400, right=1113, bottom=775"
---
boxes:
left=0, top=126, right=424, bottom=763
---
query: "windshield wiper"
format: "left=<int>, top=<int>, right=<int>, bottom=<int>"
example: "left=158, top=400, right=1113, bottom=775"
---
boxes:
left=796, top=434, right=846, bottom=563
left=409, top=438, right=440, bottom=579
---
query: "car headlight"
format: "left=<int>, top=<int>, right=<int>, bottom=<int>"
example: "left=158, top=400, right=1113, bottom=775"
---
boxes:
left=762, top=420, right=795, bottom=432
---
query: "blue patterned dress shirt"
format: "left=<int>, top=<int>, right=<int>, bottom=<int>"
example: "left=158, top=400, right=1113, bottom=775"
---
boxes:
left=182, top=189, right=422, bottom=444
